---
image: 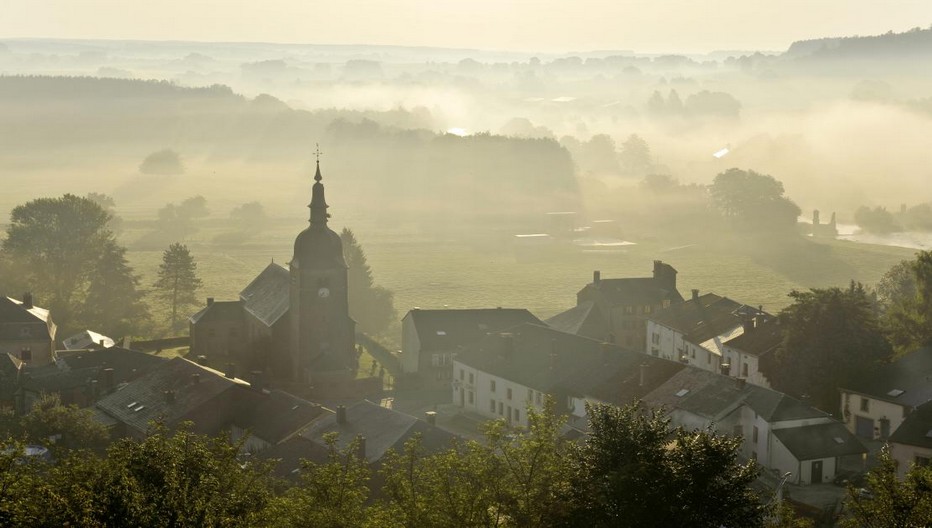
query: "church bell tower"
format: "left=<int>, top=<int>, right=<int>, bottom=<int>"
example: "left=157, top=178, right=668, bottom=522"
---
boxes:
left=289, top=151, right=356, bottom=383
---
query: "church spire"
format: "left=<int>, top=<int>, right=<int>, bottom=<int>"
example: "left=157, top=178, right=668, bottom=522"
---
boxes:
left=309, top=145, right=329, bottom=226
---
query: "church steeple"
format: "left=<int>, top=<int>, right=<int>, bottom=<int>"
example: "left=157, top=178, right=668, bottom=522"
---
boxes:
left=309, top=147, right=329, bottom=227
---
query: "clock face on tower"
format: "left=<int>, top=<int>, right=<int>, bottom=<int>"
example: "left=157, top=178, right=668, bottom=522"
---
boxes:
left=318, top=287, right=330, bottom=298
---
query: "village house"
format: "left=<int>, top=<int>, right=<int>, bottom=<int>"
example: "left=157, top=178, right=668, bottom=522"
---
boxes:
left=0, top=294, right=57, bottom=367
left=547, top=261, right=683, bottom=349
left=453, top=322, right=863, bottom=485
left=838, top=346, right=932, bottom=441
left=94, top=356, right=327, bottom=451
left=645, top=290, right=766, bottom=375
left=400, top=307, right=542, bottom=389
left=889, top=400, right=932, bottom=478
left=719, top=317, right=782, bottom=388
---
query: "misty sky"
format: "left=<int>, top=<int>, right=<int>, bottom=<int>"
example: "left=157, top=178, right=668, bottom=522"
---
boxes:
left=4, top=0, right=931, bottom=53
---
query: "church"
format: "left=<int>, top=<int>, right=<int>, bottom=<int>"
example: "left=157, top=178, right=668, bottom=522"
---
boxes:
left=189, top=159, right=359, bottom=387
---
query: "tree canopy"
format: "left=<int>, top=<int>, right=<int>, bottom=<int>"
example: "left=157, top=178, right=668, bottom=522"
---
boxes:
left=0, top=194, right=148, bottom=334
left=842, top=445, right=932, bottom=528
left=764, top=282, right=893, bottom=413
left=341, top=229, right=396, bottom=336
left=884, top=250, right=932, bottom=353
left=710, top=168, right=802, bottom=234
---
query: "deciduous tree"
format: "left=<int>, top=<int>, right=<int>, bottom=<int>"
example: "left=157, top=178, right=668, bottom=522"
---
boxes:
left=710, top=168, right=801, bottom=234
left=842, top=445, right=932, bottom=528
left=884, top=250, right=932, bottom=352
left=765, top=282, right=893, bottom=413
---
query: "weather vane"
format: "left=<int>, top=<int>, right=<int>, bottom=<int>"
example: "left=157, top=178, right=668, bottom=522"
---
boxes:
left=315, top=143, right=323, bottom=165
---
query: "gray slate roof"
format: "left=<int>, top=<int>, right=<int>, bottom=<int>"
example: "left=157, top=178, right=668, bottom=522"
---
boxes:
left=235, top=390, right=325, bottom=445
left=889, top=401, right=932, bottom=449
left=649, top=293, right=760, bottom=344
left=772, top=422, right=867, bottom=460
left=405, top=308, right=543, bottom=352
left=95, top=357, right=248, bottom=435
left=724, top=318, right=783, bottom=357
left=545, top=301, right=598, bottom=335
left=240, top=263, right=290, bottom=327
left=0, top=296, right=55, bottom=340
left=839, top=346, right=932, bottom=408
left=300, top=400, right=457, bottom=464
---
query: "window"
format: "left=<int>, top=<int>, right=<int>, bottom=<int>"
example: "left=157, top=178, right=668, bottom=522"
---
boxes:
left=20, top=347, right=31, bottom=361
left=469, top=373, right=474, bottom=384
left=490, top=380, right=496, bottom=393
left=507, top=388, right=512, bottom=400
left=460, top=369, right=465, bottom=380
left=861, top=398, right=870, bottom=413
left=644, top=305, right=652, bottom=314
left=514, top=409, right=520, bottom=422
left=498, top=402, right=504, bottom=415
left=691, top=348, right=696, bottom=359
left=742, top=363, right=749, bottom=377
left=752, top=426, right=759, bottom=443
left=490, top=399, right=496, bottom=413
left=651, top=333, right=660, bottom=345
left=625, top=306, right=634, bottom=315
left=432, top=354, right=440, bottom=367
left=707, top=352, right=711, bottom=364
left=468, top=391, right=474, bottom=404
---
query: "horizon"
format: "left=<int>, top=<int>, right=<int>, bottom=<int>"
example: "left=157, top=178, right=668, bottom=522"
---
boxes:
left=4, top=0, right=932, bottom=55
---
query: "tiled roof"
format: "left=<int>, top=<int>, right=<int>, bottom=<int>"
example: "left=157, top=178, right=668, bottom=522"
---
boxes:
left=839, top=346, right=932, bottom=408
left=405, top=308, right=543, bottom=352
left=772, top=422, right=867, bottom=460
left=889, top=401, right=932, bottom=449
left=240, top=263, right=290, bottom=327
left=95, top=357, right=248, bottom=435
left=189, top=300, right=244, bottom=325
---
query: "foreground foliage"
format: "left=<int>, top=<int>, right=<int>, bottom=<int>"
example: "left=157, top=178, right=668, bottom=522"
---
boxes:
left=1, top=401, right=772, bottom=527
left=842, top=446, right=932, bottom=528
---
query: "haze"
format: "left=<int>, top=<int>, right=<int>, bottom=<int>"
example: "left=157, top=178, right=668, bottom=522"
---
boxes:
left=5, top=0, right=932, bottom=53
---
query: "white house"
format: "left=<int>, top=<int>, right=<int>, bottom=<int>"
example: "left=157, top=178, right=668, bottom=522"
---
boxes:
left=719, top=318, right=782, bottom=388
left=889, top=400, right=932, bottom=478
left=838, top=346, right=932, bottom=441
left=646, top=290, right=765, bottom=376
left=402, top=308, right=542, bottom=390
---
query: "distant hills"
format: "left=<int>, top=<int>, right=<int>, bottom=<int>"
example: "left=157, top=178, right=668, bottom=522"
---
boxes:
left=786, top=25, right=932, bottom=59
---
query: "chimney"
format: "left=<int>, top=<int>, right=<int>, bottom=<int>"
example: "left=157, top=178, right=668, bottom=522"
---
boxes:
left=249, top=370, right=264, bottom=391
left=207, top=297, right=215, bottom=306
left=336, top=405, right=347, bottom=424
left=742, top=315, right=755, bottom=334
left=425, top=411, right=437, bottom=426
left=720, top=361, right=731, bottom=376
left=593, top=270, right=601, bottom=285
left=103, top=368, right=115, bottom=392
left=225, top=363, right=235, bottom=379
left=22, top=292, right=33, bottom=309
left=639, top=363, right=649, bottom=387
left=691, top=289, right=700, bottom=301
left=356, top=435, right=367, bottom=461
left=192, top=373, right=201, bottom=385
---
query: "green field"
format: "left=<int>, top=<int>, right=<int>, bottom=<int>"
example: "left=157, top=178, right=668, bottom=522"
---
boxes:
left=123, top=216, right=919, bottom=345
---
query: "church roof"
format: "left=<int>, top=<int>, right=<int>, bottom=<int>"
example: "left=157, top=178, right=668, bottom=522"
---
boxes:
left=239, top=263, right=290, bottom=327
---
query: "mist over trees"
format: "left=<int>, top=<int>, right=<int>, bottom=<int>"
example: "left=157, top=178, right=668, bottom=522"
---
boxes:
left=0, top=194, right=148, bottom=335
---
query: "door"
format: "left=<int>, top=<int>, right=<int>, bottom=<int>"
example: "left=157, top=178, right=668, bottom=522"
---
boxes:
left=811, top=460, right=823, bottom=484
left=855, top=416, right=874, bottom=439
